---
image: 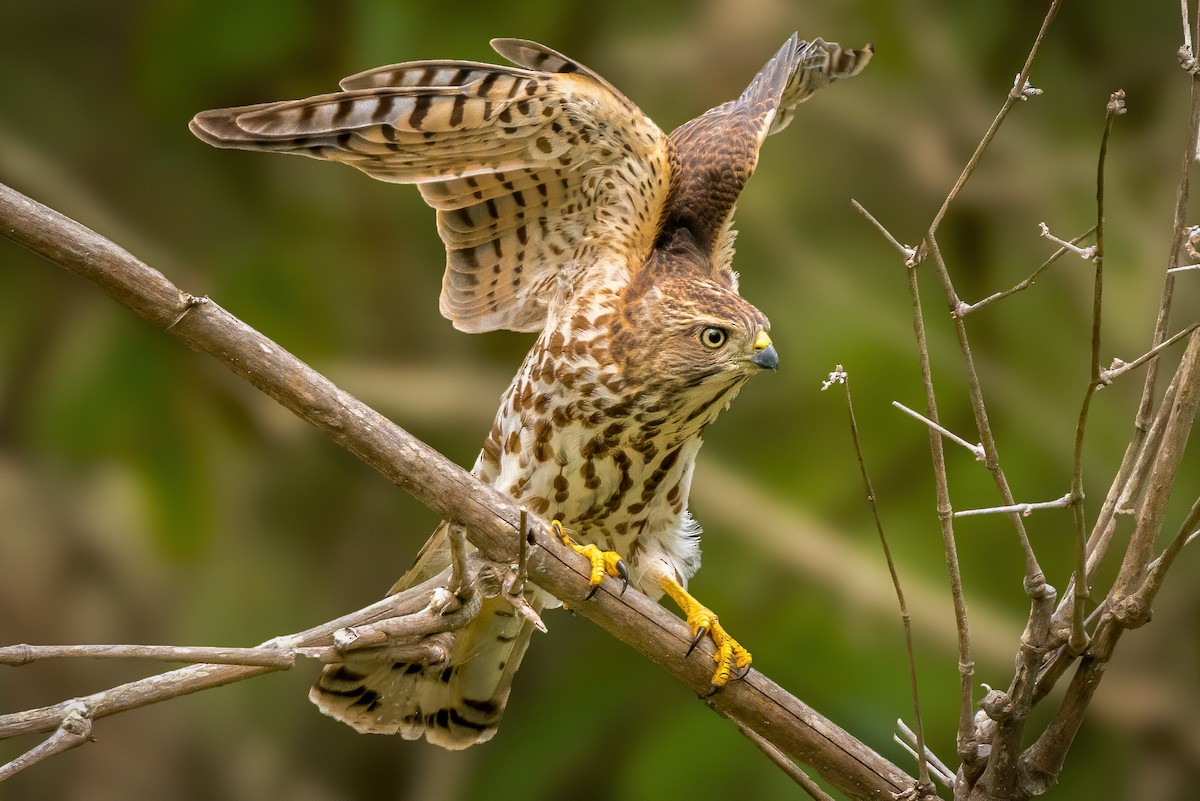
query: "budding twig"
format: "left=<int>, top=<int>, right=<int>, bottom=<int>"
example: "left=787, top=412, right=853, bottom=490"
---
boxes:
left=1038, top=222, right=1097, bottom=260
left=1012, top=74, right=1043, bottom=100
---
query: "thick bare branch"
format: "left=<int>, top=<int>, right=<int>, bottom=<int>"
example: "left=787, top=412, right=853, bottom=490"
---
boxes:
left=0, top=180, right=914, bottom=800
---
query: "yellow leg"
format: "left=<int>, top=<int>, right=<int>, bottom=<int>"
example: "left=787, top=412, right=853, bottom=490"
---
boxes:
left=552, top=520, right=629, bottom=600
left=660, top=577, right=752, bottom=691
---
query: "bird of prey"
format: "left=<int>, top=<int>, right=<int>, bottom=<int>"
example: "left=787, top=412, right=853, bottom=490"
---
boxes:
left=191, top=34, right=871, bottom=749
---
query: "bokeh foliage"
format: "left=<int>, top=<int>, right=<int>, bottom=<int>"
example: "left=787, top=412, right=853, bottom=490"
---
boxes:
left=2, top=1, right=1198, bottom=799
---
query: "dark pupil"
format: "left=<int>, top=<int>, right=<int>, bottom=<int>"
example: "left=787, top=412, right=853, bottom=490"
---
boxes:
left=705, top=329, right=723, bottom=346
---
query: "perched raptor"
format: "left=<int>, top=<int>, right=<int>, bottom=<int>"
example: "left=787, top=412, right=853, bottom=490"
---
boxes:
left=191, top=34, right=871, bottom=748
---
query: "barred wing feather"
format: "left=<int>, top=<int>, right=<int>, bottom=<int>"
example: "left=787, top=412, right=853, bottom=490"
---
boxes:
left=190, top=39, right=672, bottom=333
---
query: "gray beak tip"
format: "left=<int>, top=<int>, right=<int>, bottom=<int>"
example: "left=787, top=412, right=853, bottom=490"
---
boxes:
left=750, top=344, right=779, bottom=371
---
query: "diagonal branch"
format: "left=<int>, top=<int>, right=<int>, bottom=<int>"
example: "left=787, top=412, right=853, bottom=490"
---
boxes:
left=0, top=180, right=915, bottom=800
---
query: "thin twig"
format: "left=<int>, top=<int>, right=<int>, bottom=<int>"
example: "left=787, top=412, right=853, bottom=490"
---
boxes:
left=902, top=231, right=977, bottom=767
left=1037, top=222, right=1097, bottom=260
left=924, top=236, right=1048, bottom=591
left=953, top=494, right=1073, bottom=518
left=909, top=10, right=1073, bottom=783
left=1132, top=0, right=1200, bottom=470
left=733, top=722, right=838, bottom=801
left=926, top=232, right=1059, bottom=798
left=1182, top=0, right=1197, bottom=72
left=895, top=719, right=956, bottom=787
left=922, top=0, right=1064, bottom=249
left=0, top=644, right=308, bottom=668
left=852, top=199, right=918, bottom=264
left=891, top=401, right=984, bottom=460
left=1111, top=331, right=1200, bottom=600
left=958, top=225, right=1098, bottom=315
left=1066, top=91, right=1123, bottom=652
left=891, top=736, right=955, bottom=790
left=1098, top=323, right=1200, bottom=385
left=827, top=368, right=930, bottom=790
left=0, top=568, right=464, bottom=736
left=856, top=203, right=979, bottom=771
left=1133, top=495, right=1200, bottom=610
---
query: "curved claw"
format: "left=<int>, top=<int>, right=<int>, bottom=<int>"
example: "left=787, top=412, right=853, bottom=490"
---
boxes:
left=584, top=583, right=600, bottom=601
left=660, top=577, right=753, bottom=688
left=616, top=560, right=629, bottom=595
left=686, top=626, right=708, bottom=658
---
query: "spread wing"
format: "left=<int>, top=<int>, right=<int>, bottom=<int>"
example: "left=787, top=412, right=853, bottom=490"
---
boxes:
left=191, top=39, right=673, bottom=333
left=666, top=36, right=873, bottom=259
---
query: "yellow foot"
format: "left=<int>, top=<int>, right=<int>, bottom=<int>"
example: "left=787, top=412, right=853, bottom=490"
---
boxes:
left=552, top=520, right=629, bottom=600
left=660, top=577, right=752, bottom=692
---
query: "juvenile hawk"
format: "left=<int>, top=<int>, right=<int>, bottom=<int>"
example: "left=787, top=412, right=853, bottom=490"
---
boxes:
left=191, top=34, right=870, bottom=748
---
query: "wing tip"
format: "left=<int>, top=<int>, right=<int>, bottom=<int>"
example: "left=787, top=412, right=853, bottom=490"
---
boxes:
left=190, top=99, right=310, bottom=148
left=188, top=107, right=250, bottom=148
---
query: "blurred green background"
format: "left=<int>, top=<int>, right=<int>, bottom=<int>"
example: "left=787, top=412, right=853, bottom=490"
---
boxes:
left=2, top=1, right=1198, bottom=799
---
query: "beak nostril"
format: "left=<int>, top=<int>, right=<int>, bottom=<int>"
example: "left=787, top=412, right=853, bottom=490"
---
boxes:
left=753, top=331, right=772, bottom=352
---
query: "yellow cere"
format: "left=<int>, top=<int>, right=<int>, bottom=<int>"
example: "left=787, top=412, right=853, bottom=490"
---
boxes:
left=753, top=330, right=772, bottom=351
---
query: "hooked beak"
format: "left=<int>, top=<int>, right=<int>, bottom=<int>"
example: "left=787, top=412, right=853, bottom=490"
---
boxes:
left=749, top=330, right=779, bottom=371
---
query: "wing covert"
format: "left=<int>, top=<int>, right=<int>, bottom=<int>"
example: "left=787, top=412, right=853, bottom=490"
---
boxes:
left=665, top=36, right=872, bottom=257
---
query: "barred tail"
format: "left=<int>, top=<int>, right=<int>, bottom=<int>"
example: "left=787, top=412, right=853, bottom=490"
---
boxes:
left=309, top=595, right=539, bottom=749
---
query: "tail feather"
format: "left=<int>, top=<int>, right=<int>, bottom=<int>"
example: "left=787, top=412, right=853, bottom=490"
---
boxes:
left=309, top=594, right=542, bottom=748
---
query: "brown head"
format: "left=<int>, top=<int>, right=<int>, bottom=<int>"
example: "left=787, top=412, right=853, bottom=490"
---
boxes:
left=610, top=228, right=777, bottom=420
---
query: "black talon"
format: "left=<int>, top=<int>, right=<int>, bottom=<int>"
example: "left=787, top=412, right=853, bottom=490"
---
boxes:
left=616, top=560, right=629, bottom=595
left=703, top=683, right=722, bottom=698
left=734, top=662, right=753, bottom=682
left=686, top=627, right=707, bottom=657
left=584, top=583, right=599, bottom=601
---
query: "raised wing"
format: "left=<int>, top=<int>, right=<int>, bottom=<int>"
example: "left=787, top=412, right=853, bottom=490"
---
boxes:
left=191, top=39, right=673, bottom=333
left=666, top=36, right=872, bottom=257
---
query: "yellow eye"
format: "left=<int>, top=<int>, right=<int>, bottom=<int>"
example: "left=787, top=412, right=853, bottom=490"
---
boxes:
left=700, top=327, right=728, bottom=349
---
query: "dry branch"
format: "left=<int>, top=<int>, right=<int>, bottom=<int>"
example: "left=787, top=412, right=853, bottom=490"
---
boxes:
left=0, top=180, right=916, bottom=800
left=851, top=5, right=1200, bottom=799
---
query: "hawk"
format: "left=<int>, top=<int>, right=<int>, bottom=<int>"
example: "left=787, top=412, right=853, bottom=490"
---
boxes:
left=191, top=34, right=870, bottom=748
